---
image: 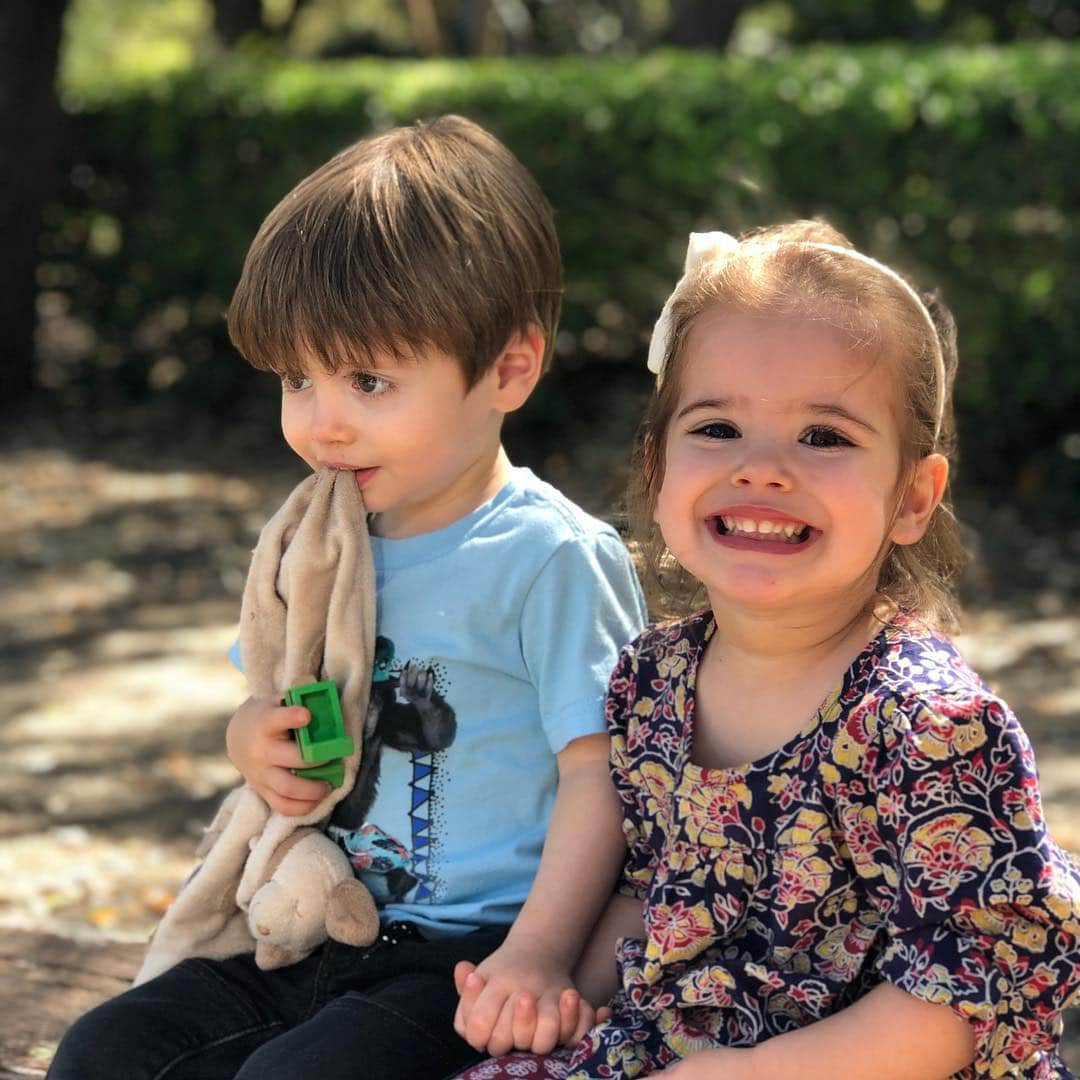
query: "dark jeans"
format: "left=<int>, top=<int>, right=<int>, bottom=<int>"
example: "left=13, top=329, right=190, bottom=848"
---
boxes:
left=48, top=922, right=507, bottom=1080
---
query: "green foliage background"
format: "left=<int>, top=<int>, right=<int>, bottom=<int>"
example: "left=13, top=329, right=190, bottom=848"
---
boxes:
left=43, top=43, right=1080, bottom=511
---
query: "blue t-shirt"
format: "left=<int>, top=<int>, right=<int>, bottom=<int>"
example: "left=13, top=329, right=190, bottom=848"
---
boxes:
left=317, top=467, right=646, bottom=936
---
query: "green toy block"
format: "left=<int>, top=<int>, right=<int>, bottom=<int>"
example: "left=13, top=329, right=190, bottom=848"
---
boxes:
left=282, top=680, right=354, bottom=788
left=292, top=759, right=345, bottom=789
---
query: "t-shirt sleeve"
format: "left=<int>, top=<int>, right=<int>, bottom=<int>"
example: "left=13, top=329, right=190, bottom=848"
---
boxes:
left=520, top=531, right=647, bottom=754
left=834, top=690, right=1080, bottom=1077
left=605, top=640, right=658, bottom=900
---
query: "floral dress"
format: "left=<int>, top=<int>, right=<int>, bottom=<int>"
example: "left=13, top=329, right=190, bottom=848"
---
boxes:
left=458, top=613, right=1080, bottom=1079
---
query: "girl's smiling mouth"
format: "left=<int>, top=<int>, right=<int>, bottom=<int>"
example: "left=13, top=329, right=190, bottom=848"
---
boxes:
left=708, top=509, right=817, bottom=552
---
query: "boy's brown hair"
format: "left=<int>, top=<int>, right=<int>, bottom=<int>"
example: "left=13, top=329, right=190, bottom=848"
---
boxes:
left=228, top=115, right=563, bottom=387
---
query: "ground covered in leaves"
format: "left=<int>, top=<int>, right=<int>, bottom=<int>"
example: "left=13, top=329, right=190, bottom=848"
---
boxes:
left=1, top=409, right=1078, bottom=1072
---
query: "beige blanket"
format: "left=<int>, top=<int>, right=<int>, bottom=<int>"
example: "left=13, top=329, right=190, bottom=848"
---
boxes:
left=135, top=469, right=375, bottom=984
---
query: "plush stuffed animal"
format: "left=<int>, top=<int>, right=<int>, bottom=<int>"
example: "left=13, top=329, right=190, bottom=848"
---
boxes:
left=136, top=470, right=380, bottom=985
left=245, top=823, right=378, bottom=970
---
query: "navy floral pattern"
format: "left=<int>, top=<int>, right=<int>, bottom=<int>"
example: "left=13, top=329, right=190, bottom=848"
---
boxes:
left=458, top=613, right=1080, bottom=1079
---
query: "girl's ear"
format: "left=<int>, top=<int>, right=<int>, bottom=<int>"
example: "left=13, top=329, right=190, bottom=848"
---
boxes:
left=489, top=327, right=545, bottom=413
left=891, top=453, right=949, bottom=546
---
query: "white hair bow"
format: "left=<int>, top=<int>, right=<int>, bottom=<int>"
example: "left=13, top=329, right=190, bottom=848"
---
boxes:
left=645, top=231, right=739, bottom=378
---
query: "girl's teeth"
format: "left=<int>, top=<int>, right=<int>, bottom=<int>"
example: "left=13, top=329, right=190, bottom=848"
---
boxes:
left=719, top=517, right=806, bottom=541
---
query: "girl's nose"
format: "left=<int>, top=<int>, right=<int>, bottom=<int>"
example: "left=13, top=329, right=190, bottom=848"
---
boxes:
left=730, top=443, right=793, bottom=491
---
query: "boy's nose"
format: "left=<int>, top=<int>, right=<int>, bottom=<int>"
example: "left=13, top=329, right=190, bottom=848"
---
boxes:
left=310, top=394, right=355, bottom=445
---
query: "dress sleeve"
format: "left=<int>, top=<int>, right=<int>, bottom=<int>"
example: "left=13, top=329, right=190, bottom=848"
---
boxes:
left=834, top=690, right=1080, bottom=1077
left=520, top=532, right=647, bottom=754
left=605, top=639, right=659, bottom=900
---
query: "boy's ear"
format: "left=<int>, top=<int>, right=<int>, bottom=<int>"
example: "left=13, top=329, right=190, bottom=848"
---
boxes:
left=890, top=453, right=949, bottom=546
left=489, top=327, right=545, bottom=412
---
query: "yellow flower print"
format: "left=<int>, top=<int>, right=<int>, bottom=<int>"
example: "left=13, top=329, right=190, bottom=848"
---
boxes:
left=666, top=842, right=711, bottom=886
left=953, top=714, right=987, bottom=754
left=776, top=808, right=830, bottom=847
left=820, top=694, right=844, bottom=726
left=968, top=906, right=1008, bottom=936
left=1044, top=888, right=1080, bottom=930
left=633, top=696, right=657, bottom=718
left=639, top=760, right=674, bottom=807
left=829, top=699, right=877, bottom=771
left=678, top=780, right=752, bottom=849
left=833, top=727, right=869, bottom=770
left=767, top=946, right=813, bottom=974
left=993, top=939, right=1019, bottom=969
left=713, top=852, right=758, bottom=889
left=1009, top=919, right=1048, bottom=955
left=913, top=719, right=953, bottom=761
left=674, top=963, right=737, bottom=1008
left=904, top=813, right=994, bottom=896
left=815, top=922, right=868, bottom=979
left=664, top=1023, right=717, bottom=1059
left=915, top=966, right=958, bottom=1006
left=647, top=899, right=715, bottom=965
left=838, top=803, right=884, bottom=880
left=775, top=847, right=834, bottom=910
left=913, top=711, right=987, bottom=761
left=657, top=650, right=689, bottom=681
left=766, top=992, right=806, bottom=1026
left=674, top=682, right=687, bottom=721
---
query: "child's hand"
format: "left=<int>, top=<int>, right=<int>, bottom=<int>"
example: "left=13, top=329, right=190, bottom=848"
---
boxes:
left=453, top=955, right=604, bottom=1056
left=224, top=695, right=330, bottom=816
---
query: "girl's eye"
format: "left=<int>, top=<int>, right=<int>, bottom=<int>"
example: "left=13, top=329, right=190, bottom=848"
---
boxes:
left=353, top=372, right=393, bottom=396
left=282, top=375, right=311, bottom=393
left=691, top=420, right=740, bottom=440
left=800, top=425, right=855, bottom=449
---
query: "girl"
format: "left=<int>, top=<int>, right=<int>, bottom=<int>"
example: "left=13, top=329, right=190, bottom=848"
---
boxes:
left=454, top=221, right=1080, bottom=1078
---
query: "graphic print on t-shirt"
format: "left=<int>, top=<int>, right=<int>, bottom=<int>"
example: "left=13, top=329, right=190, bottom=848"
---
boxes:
left=329, top=636, right=457, bottom=904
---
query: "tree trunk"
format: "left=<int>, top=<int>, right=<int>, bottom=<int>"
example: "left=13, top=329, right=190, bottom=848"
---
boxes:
left=406, top=0, right=444, bottom=56
left=455, top=0, right=491, bottom=55
left=664, top=0, right=745, bottom=50
left=0, top=0, right=68, bottom=407
left=212, top=0, right=265, bottom=47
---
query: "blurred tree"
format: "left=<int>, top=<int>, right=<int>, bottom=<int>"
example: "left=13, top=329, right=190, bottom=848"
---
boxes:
left=1, top=0, right=68, bottom=408
left=663, top=0, right=746, bottom=49
left=212, top=0, right=262, bottom=43
left=754, top=0, right=1077, bottom=44
left=211, top=0, right=314, bottom=45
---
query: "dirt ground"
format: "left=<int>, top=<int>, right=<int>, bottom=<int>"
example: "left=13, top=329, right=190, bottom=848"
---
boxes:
left=1, top=413, right=1078, bottom=1073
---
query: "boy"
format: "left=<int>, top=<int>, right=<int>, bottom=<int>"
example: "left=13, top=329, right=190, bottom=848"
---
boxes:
left=48, top=115, right=645, bottom=1080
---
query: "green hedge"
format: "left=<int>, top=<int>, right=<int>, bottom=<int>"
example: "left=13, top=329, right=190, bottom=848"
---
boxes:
left=46, top=43, right=1080, bottom=510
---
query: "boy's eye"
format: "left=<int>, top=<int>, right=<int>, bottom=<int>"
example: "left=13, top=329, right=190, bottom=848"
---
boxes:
left=691, top=420, right=739, bottom=440
left=282, top=375, right=312, bottom=392
left=353, top=372, right=393, bottom=396
left=800, top=425, right=855, bottom=449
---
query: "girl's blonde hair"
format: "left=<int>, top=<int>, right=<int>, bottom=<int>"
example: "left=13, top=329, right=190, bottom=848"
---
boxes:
left=628, top=219, right=967, bottom=632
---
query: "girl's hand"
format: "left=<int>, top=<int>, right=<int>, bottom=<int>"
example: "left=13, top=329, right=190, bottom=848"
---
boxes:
left=453, top=951, right=599, bottom=1056
left=659, top=1047, right=757, bottom=1079
left=225, top=695, right=329, bottom=815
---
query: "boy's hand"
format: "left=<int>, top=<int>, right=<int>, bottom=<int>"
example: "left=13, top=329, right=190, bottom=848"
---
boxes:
left=452, top=944, right=600, bottom=1056
left=225, top=695, right=330, bottom=816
